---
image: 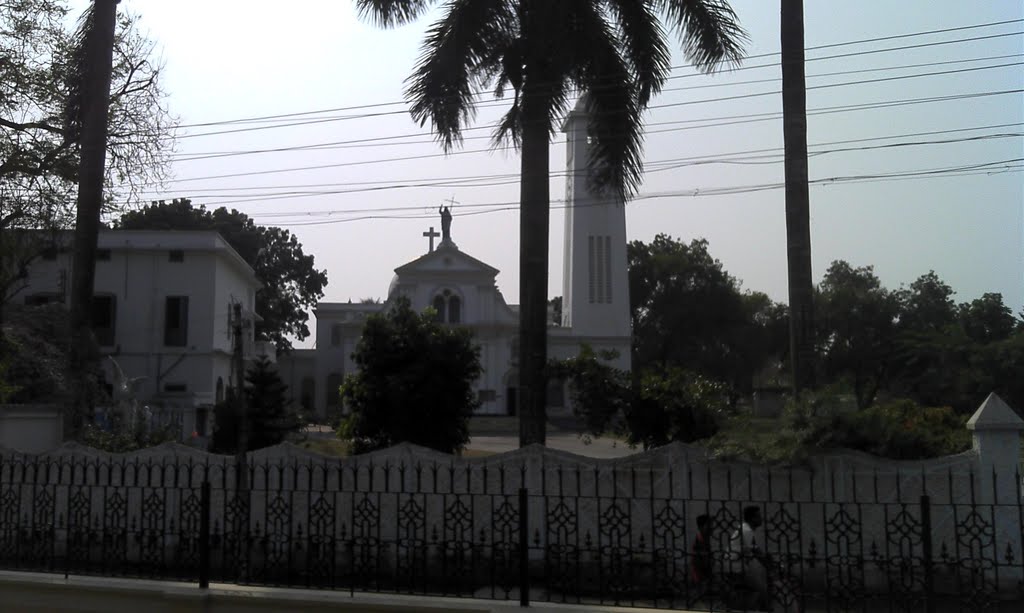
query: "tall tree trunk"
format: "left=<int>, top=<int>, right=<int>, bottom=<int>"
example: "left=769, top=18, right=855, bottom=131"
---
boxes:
left=781, top=0, right=816, bottom=395
left=68, top=0, right=118, bottom=437
left=517, top=82, right=550, bottom=447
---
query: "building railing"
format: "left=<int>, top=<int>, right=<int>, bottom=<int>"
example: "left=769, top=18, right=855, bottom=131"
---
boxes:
left=0, top=447, right=1022, bottom=612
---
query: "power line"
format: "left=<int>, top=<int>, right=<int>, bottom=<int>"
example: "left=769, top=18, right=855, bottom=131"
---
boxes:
left=164, top=132, right=1023, bottom=207
left=153, top=87, right=1024, bottom=185
left=254, top=159, right=1024, bottom=228
left=173, top=18, right=1024, bottom=130
left=170, top=29, right=1023, bottom=140
left=171, top=53, right=1024, bottom=161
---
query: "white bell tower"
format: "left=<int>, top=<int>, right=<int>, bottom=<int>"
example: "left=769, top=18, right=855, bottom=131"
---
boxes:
left=560, top=96, right=631, bottom=341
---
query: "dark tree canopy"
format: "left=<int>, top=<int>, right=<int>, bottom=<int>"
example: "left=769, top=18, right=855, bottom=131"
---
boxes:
left=551, top=346, right=731, bottom=450
left=339, top=296, right=482, bottom=454
left=959, top=292, right=1017, bottom=344
left=813, top=265, right=1024, bottom=415
left=628, top=234, right=786, bottom=398
left=116, top=199, right=327, bottom=351
left=816, top=260, right=901, bottom=409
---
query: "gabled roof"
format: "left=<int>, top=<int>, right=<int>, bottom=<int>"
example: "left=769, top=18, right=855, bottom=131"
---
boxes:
left=394, top=241, right=499, bottom=278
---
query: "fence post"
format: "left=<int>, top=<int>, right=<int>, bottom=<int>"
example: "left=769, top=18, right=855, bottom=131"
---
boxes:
left=199, top=480, right=211, bottom=589
left=966, top=392, right=1024, bottom=596
left=919, top=494, right=935, bottom=613
left=518, top=487, right=529, bottom=607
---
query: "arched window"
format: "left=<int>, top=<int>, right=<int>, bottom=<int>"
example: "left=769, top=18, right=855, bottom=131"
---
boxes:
left=431, top=295, right=447, bottom=322
left=432, top=289, right=462, bottom=324
left=215, top=377, right=225, bottom=404
left=448, top=295, right=461, bottom=323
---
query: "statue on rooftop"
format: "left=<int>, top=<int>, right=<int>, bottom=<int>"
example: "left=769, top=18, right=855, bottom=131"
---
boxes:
left=439, top=203, right=453, bottom=243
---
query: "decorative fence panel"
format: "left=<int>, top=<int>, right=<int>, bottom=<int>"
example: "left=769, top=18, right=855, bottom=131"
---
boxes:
left=0, top=442, right=1021, bottom=612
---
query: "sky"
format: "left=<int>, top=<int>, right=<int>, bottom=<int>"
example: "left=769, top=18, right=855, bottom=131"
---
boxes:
left=82, top=1, right=1023, bottom=348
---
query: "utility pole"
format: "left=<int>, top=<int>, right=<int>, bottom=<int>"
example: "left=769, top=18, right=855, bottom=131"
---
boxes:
left=68, top=0, right=118, bottom=436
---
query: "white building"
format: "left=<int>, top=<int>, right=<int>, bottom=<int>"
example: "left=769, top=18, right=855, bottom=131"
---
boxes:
left=279, top=99, right=632, bottom=418
left=9, top=230, right=264, bottom=440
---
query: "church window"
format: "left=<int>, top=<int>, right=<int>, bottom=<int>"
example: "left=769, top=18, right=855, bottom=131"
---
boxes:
left=432, top=289, right=461, bottom=324
left=330, top=324, right=342, bottom=346
left=432, top=295, right=447, bottom=322
left=216, top=377, right=225, bottom=404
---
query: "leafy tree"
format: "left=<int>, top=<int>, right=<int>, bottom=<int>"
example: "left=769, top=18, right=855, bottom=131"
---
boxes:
left=816, top=260, right=900, bottom=409
left=550, top=346, right=632, bottom=437
left=896, top=271, right=957, bottom=335
left=628, top=234, right=785, bottom=398
left=339, top=296, right=482, bottom=454
left=116, top=199, right=328, bottom=350
left=356, top=0, right=746, bottom=447
left=890, top=271, right=959, bottom=405
left=958, top=292, right=1016, bottom=344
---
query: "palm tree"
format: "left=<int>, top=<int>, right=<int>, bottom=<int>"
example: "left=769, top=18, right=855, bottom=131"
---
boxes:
left=66, top=0, right=119, bottom=436
left=356, top=0, right=746, bottom=446
left=780, top=0, right=815, bottom=394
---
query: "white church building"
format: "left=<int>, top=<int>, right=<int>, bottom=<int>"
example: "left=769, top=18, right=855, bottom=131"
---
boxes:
left=279, top=101, right=632, bottom=419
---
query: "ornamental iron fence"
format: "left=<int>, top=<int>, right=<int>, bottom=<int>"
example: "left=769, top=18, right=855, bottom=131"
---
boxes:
left=0, top=448, right=1021, bottom=612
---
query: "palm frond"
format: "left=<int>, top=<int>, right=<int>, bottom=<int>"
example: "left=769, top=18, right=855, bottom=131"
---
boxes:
left=571, top=2, right=645, bottom=201
left=603, top=0, right=671, bottom=107
left=354, top=0, right=436, bottom=28
left=655, top=0, right=747, bottom=72
left=404, top=0, right=512, bottom=152
left=492, top=102, right=522, bottom=149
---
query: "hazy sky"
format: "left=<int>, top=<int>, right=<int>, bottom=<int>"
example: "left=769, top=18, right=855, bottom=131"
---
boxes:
left=88, top=1, right=1023, bottom=347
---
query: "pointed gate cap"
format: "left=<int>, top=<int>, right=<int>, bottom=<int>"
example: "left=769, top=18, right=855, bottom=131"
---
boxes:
left=967, top=392, right=1024, bottom=431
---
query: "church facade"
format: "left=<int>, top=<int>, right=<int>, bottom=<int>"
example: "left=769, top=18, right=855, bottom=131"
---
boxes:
left=279, top=100, right=632, bottom=418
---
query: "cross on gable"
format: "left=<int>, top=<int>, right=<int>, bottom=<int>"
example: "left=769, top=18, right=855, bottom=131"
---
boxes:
left=422, top=226, right=440, bottom=252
